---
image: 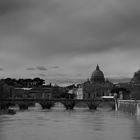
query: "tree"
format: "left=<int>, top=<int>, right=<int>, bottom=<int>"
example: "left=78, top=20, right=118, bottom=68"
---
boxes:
left=0, top=81, right=13, bottom=98
left=33, top=77, right=45, bottom=87
left=131, top=84, right=140, bottom=100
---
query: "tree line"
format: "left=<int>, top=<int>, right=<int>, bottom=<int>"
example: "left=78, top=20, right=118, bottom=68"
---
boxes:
left=0, top=77, right=45, bottom=88
left=0, top=78, right=76, bottom=99
left=0, top=77, right=45, bottom=99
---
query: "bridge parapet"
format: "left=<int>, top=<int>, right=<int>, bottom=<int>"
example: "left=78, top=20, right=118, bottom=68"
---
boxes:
left=0, top=98, right=116, bottom=110
left=118, top=100, right=140, bottom=115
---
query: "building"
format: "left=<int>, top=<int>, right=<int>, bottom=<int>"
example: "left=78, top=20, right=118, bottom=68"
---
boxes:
left=83, top=65, right=113, bottom=99
left=12, top=88, right=31, bottom=98
left=130, top=69, right=140, bottom=99
left=76, top=86, right=83, bottom=99
left=113, top=68, right=140, bottom=100
left=113, top=83, right=131, bottom=99
left=29, top=86, right=52, bottom=99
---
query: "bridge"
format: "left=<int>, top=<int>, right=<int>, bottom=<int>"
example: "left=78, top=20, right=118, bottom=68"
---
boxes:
left=0, top=97, right=117, bottom=110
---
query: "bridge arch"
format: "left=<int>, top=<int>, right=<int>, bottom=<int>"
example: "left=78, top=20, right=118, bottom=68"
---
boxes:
left=51, top=101, right=66, bottom=109
left=74, top=102, right=89, bottom=108
left=53, top=100, right=75, bottom=110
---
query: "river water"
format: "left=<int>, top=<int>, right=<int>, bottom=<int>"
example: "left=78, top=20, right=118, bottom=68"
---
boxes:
left=0, top=104, right=140, bottom=140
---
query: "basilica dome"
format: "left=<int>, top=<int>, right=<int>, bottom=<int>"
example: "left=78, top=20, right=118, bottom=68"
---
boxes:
left=90, top=65, right=105, bottom=83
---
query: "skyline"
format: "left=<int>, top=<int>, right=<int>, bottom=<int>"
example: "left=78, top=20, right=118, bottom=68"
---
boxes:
left=0, top=0, right=140, bottom=82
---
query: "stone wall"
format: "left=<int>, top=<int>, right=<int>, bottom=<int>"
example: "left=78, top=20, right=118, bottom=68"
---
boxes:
left=118, top=100, right=140, bottom=115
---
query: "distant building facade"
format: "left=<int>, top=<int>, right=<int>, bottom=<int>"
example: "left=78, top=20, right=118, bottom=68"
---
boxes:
left=13, top=88, right=31, bottom=98
left=29, top=86, right=52, bottom=99
left=76, top=85, right=83, bottom=99
left=111, top=69, right=140, bottom=100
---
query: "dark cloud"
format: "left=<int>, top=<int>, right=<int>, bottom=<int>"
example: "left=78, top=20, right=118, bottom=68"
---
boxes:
left=0, top=0, right=32, bottom=15
left=51, top=66, right=60, bottom=69
left=26, top=66, right=47, bottom=71
left=1, top=0, right=140, bottom=57
left=0, top=68, right=4, bottom=71
left=26, top=67, right=35, bottom=71
left=36, top=66, right=47, bottom=71
left=13, top=0, right=140, bottom=58
left=0, top=0, right=140, bottom=79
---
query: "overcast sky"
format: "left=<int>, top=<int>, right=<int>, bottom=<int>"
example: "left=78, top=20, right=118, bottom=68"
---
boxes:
left=0, top=0, right=140, bottom=81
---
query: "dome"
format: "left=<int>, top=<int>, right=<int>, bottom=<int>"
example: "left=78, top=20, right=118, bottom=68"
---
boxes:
left=90, top=65, right=105, bottom=83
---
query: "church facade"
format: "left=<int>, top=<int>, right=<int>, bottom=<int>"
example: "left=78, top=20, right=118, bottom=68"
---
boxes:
left=83, top=65, right=113, bottom=99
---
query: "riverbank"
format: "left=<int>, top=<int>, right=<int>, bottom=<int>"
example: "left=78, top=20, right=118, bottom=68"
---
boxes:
left=118, top=100, right=140, bottom=115
left=0, top=109, right=16, bottom=115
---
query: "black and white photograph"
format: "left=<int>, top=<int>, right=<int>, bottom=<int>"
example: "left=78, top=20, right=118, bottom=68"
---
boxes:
left=0, top=0, right=140, bottom=140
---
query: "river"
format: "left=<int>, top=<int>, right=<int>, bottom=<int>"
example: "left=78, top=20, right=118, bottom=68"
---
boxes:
left=0, top=104, right=140, bottom=140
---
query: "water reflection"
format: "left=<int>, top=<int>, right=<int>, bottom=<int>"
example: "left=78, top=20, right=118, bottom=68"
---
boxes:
left=0, top=107, right=140, bottom=140
left=132, top=116, right=140, bottom=140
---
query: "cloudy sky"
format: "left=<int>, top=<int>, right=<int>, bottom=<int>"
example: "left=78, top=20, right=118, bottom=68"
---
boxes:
left=0, top=0, right=140, bottom=83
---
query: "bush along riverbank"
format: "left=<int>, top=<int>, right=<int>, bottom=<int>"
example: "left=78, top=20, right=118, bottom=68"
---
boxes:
left=0, top=109, right=16, bottom=115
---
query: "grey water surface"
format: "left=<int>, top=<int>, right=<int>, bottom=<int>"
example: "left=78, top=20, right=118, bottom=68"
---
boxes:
left=0, top=105, right=140, bottom=140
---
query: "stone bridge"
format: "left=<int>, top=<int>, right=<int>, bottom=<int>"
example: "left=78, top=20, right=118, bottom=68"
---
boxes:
left=0, top=98, right=116, bottom=110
